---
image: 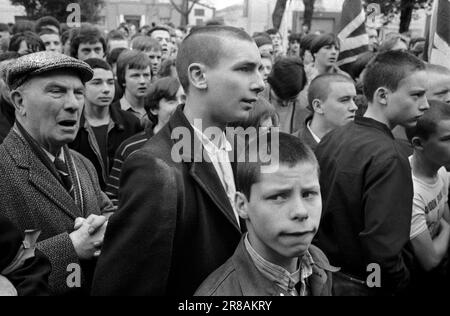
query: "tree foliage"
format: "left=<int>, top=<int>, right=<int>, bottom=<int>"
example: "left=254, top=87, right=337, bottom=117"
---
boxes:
left=11, top=0, right=105, bottom=23
left=169, top=0, right=201, bottom=26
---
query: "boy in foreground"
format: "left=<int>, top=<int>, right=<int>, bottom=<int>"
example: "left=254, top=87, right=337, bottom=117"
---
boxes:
left=195, top=132, right=338, bottom=296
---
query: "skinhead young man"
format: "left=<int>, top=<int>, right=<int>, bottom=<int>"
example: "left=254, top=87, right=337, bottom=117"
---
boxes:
left=296, top=73, right=357, bottom=151
left=0, top=52, right=114, bottom=295
left=92, top=26, right=265, bottom=296
left=426, top=64, right=450, bottom=105
left=314, top=51, right=430, bottom=296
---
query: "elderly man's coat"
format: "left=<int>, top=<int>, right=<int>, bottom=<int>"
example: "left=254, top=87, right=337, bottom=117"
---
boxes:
left=0, top=130, right=114, bottom=295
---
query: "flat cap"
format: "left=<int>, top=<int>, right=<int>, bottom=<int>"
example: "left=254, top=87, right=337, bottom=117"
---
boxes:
left=6, top=51, right=93, bottom=90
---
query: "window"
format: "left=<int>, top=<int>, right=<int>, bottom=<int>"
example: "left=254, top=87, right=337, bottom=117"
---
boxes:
left=196, top=19, right=204, bottom=26
left=195, top=9, right=205, bottom=17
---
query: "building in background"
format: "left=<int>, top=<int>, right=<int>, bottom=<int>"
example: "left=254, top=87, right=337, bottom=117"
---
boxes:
left=99, top=0, right=215, bottom=31
left=0, top=0, right=25, bottom=23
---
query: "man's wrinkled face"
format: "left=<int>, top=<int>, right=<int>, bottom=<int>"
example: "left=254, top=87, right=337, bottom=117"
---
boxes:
left=13, top=71, right=85, bottom=151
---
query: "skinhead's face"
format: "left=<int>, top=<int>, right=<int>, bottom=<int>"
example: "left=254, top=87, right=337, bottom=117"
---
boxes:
left=387, top=70, right=430, bottom=128
left=85, top=68, right=115, bottom=108
left=320, top=81, right=358, bottom=129
left=202, top=37, right=265, bottom=125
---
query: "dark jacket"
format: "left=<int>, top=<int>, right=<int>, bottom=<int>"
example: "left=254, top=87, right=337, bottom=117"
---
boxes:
left=69, top=105, right=142, bottom=189
left=0, top=130, right=115, bottom=295
left=295, top=117, right=319, bottom=151
left=195, top=238, right=338, bottom=296
left=313, top=117, right=413, bottom=296
left=92, top=106, right=243, bottom=296
left=0, top=214, right=51, bottom=296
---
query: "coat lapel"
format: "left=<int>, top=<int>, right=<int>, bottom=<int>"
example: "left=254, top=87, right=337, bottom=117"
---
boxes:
left=6, top=131, right=81, bottom=220
left=170, top=107, right=241, bottom=234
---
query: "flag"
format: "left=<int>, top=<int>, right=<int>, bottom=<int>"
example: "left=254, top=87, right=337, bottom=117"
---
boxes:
left=428, top=0, right=450, bottom=68
left=337, top=0, right=369, bottom=67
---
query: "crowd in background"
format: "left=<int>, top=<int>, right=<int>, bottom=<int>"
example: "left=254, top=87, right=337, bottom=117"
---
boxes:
left=0, top=14, right=449, bottom=297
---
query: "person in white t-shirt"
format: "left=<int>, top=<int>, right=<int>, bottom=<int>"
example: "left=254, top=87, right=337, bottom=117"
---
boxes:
left=406, top=100, right=450, bottom=290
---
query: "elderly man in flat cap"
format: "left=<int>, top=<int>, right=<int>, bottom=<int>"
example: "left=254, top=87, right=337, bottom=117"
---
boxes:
left=0, top=51, right=115, bottom=295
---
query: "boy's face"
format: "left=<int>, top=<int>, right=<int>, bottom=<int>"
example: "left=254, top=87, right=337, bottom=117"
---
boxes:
left=40, top=34, right=62, bottom=53
left=320, top=81, right=358, bottom=129
left=85, top=68, right=115, bottom=108
left=237, top=162, right=322, bottom=266
left=145, top=49, right=162, bottom=75
left=426, top=72, right=450, bottom=104
left=315, top=44, right=339, bottom=68
left=124, top=66, right=151, bottom=98
left=421, top=119, right=450, bottom=169
left=203, top=38, right=265, bottom=125
left=387, top=70, right=429, bottom=128
left=77, top=41, right=105, bottom=61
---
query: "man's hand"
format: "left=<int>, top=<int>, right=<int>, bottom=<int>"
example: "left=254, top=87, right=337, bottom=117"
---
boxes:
left=70, top=215, right=107, bottom=260
left=0, top=275, right=17, bottom=296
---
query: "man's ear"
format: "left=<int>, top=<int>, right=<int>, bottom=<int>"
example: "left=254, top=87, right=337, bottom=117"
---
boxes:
left=374, top=87, right=389, bottom=106
left=311, top=99, right=324, bottom=114
left=235, top=191, right=250, bottom=220
left=188, top=63, right=208, bottom=90
left=10, top=90, right=26, bottom=117
left=411, top=136, right=424, bottom=150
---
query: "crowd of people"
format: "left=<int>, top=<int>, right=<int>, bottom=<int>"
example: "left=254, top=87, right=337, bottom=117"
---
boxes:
left=0, top=14, right=449, bottom=297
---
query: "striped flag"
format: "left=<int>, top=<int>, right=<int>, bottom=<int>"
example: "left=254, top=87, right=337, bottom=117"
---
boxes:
left=337, top=0, right=369, bottom=67
left=428, top=0, right=450, bottom=68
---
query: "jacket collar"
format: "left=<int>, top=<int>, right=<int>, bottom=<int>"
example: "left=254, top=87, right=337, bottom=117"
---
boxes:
left=231, top=238, right=339, bottom=296
left=3, top=130, right=82, bottom=220
left=355, top=116, right=394, bottom=139
left=167, top=105, right=242, bottom=234
left=80, top=105, right=125, bottom=132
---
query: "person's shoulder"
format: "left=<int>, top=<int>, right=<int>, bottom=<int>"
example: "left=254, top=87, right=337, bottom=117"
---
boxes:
left=309, top=244, right=340, bottom=273
left=194, top=257, right=241, bottom=297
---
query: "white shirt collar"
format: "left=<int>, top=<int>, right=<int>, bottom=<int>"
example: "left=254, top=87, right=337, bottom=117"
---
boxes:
left=191, top=123, right=232, bottom=155
left=42, top=148, right=65, bottom=163
left=307, top=121, right=321, bottom=144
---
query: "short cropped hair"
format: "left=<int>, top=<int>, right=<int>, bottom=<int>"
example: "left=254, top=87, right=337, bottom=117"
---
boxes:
left=116, top=50, right=151, bottom=87
left=236, top=132, right=319, bottom=199
left=107, top=30, right=127, bottom=41
left=9, top=31, right=45, bottom=54
left=363, top=50, right=426, bottom=102
left=131, top=36, right=161, bottom=52
left=310, top=33, right=340, bottom=56
left=70, top=25, right=107, bottom=58
left=145, top=77, right=181, bottom=122
left=176, top=26, right=254, bottom=93
left=35, top=16, right=60, bottom=34
left=307, top=74, right=355, bottom=111
left=426, top=64, right=450, bottom=76
left=38, top=28, right=59, bottom=37
left=84, top=58, right=112, bottom=72
left=159, top=58, right=177, bottom=78
left=406, top=100, right=450, bottom=141
left=266, top=28, right=281, bottom=37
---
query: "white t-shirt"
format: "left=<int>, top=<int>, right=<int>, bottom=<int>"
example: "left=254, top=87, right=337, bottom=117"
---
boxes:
left=410, top=157, right=450, bottom=240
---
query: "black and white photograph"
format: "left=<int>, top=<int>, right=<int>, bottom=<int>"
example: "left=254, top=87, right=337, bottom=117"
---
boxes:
left=0, top=0, right=449, bottom=303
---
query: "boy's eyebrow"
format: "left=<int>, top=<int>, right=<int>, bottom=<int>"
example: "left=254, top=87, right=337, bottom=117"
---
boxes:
left=233, top=60, right=260, bottom=68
